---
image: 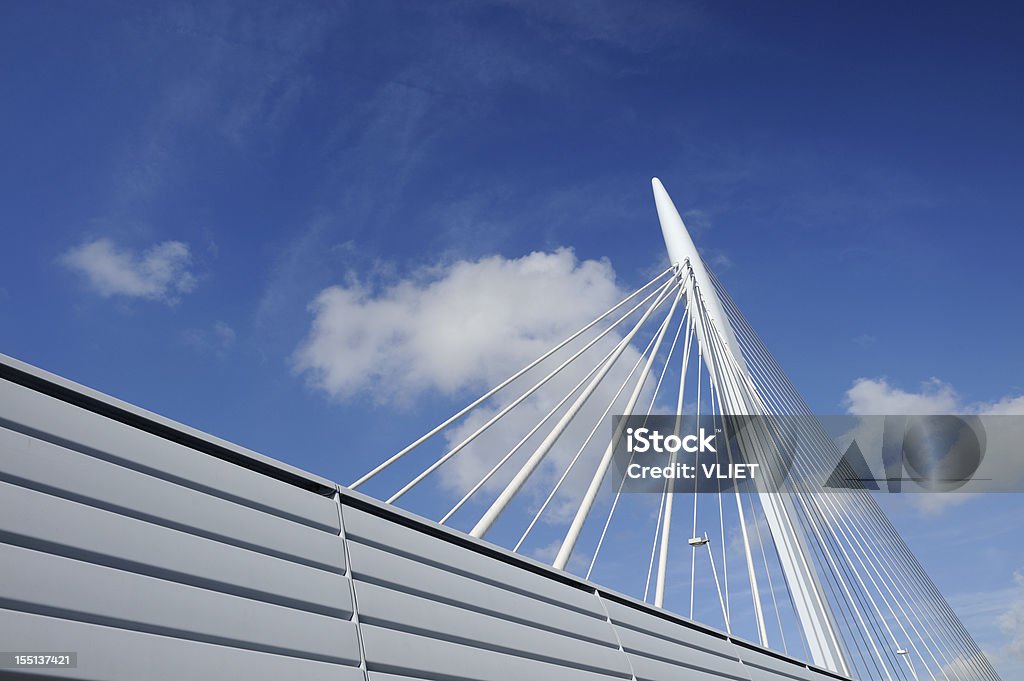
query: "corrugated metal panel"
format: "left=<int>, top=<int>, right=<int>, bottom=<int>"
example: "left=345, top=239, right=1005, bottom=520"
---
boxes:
left=353, top=580, right=628, bottom=673
left=734, top=643, right=832, bottom=681
left=0, top=543, right=358, bottom=663
left=0, top=366, right=362, bottom=680
left=0, top=379, right=339, bottom=531
left=0, top=425, right=344, bottom=571
left=598, top=595, right=753, bottom=680
left=0, top=609, right=364, bottom=681
left=343, top=505, right=604, bottom=617
left=611, top=622, right=749, bottom=681
left=0, top=353, right=851, bottom=681
left=344, top=506, right=631, bottom=680
left=359, top=624, right=622, bottom=681
left=0, top=481, right=351, bottom=617
left=601, top=595, right=738, bottom=659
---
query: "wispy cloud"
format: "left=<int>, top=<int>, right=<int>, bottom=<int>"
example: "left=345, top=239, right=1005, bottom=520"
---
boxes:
left=705, top=250, right=734, bottom=271
left=251, top=3, right=707, bottom=337
left=182, top=321, right=236, bottom=355
left=999, top=572, right=1024, bottom=660
left=60, top=238, right=197, bottom=304
left=682, top=208, right=713, bottom=234
left=852, top=333, right=877, bottom=347
left=102, top=4, right=343, bottom=217
left=488, top=0, right=713, bottom=54
left=949, top=574, right=1024, bottom=678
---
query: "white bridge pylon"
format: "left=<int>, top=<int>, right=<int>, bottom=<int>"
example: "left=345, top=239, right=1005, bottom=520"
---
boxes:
left=351, top=179, right=1002, bottom=681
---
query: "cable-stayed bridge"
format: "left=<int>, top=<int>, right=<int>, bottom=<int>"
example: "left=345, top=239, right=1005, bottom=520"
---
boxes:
left=0, top=179, right=998, bottom=681
left=348, top=179, right=1000, bottom=681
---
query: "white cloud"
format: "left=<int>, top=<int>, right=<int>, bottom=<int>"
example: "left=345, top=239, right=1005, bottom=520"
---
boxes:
left=293, top=248, right=623, bottom=402
left=60, top=238, right=197, bottom=303
left=845, top=377, right=1024, bottom=417
left=843, top=377, right=1024, bottom=514
left=979, top=394, right=1024, bottom=415
left=844, top=377, right=960, bottom=415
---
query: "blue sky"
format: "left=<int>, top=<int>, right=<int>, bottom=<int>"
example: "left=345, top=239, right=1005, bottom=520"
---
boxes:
left=2, top=1, right=1022, bottom=674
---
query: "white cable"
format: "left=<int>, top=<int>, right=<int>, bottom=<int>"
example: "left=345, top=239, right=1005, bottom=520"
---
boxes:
left=640, top=303, right=690, bottom=602
left=695, top=290, right=888, bottom=679
left=707, top=303, right=902, bottom=681
left=690, top=337, right=702, bottom=620
left=350, top=266, right=674, bottom=489
left=717, top=289, right=976, bottom=680
left=474, top=280, right=682, bottom=539
left=583, top=289, right=684, bottom=577
left=710, top=376, right=730, bottom=629
left=391, top=277, right=678, bottom=503
left=745, top=479, right=789, bottom=655
left=702, top=297, right=766, bottom=645
left=643, top=481, right=669, bottom=602
left=440, top=324, right=644, bottom=524
left=704, top=534, right=730, bottom=632
left=654, top=306, right=696, bottom=608
left=710, top=269, right=997, bottom=680
left=513, top=318, right=672, bottom=551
